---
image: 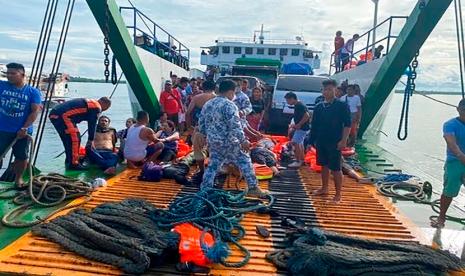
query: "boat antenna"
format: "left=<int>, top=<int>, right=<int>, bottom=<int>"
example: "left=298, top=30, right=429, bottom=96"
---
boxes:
left=453, top=0, right=465, bottom=98
left=254, top=24, right=269, bottom=44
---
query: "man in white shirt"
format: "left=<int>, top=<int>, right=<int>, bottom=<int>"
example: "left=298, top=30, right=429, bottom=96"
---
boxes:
left=340, top=84, right=362, bottom=146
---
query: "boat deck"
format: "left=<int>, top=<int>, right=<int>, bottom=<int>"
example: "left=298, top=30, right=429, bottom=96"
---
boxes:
left=0, top=166, right=431, bottom=275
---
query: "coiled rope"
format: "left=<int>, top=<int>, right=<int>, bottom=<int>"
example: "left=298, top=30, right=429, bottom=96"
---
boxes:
left=0, top=136, right=93, bottom=227
left=32, top=199, right=179, bottom=274
left=266, top=228, right=465, bottom=275
left=149, top=188, right=275, bottom=268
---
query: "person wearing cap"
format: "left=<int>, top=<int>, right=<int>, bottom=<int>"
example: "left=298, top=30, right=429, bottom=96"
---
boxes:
left=0, top=62, right=42, bottom=187
left=432, top=99, right=465, bottom=228
left=160, top=80, right=183, bottom=127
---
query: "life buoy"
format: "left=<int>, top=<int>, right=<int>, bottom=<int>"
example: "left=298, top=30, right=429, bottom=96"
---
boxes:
left=254, top=164, right=273, bottom=180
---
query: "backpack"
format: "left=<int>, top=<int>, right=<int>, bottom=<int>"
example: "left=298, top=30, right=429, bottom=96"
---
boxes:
left=138, top=162, right=163, bottom=182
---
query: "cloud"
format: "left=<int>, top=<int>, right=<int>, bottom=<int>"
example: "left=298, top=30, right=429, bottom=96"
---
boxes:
left=0, top=0, right=463, bottom=90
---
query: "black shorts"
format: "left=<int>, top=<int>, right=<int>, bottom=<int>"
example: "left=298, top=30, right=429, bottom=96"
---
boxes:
left=0, top=131, right=30, bottom=161
left=159, top=148, right=177, bottom=162
left=316, top=143, right=342, bottom=171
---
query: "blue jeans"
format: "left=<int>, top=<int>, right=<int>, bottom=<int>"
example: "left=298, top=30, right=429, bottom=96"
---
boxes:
left=87, top=148, right=118, bottom=170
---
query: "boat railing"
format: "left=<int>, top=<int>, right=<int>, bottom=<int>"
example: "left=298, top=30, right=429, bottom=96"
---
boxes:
left=119, top=6, right=190, bottom=70
left=329, top=16, right=408, bottom=75
left=216, top=37, right=308, bottom=45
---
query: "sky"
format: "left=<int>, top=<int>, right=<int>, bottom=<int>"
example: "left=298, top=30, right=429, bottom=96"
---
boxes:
left=0, top=0, right=463, bottom=91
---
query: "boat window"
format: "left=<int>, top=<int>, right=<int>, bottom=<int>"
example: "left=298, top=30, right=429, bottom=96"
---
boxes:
left=222, top=46, right=230, bottom=54
left=268, top=48, right=276, bottom=55
left=234, top=47, right=242, bottom=54
left=276, top=76, right=323, bottom=92
left=303, top=50, right=314, bottom=58
left=245, top=47, right=253, bottom=54
left=291, top=49, right=300, bottom=56
left=257, top=48, right=265, bottom=55
left=280, top=48, right=288, bottom=56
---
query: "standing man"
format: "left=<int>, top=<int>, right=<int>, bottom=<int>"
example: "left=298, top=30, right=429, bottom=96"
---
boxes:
left=233, top=78, right=253, bottom=122
left=284, top=92, right=310, bottom=168
left=0, top=62, right=42, bottom=187
left=49, top=97, right=111, bottom=170
left=159, top=80, right=183, bottom=127
left=340, top=34, right=360, bottom=70
left=340, top=84, right=362, bottom=146
left=334, top=31, right=345, bottom=73
left=198, top=80, right=267, bottom=198
left=186, top=80, right=216, bottom=173
left=432, top=99, right=465, bottom=228
left=309, top=79, right=351, bottom=203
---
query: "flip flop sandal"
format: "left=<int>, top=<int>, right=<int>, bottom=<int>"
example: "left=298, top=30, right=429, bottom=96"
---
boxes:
left=256, top=225, right=270, bottom=238
left=430, top=216, right=445, bottom=229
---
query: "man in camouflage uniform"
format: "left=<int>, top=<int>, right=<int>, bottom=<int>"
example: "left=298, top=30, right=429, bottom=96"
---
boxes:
left=233, top=78, right=253, bottom=126
left=199, top=80, right=268, bottom=198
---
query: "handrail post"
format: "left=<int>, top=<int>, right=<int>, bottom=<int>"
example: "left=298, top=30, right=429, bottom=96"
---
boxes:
left=366, top=31, right=371, bottom=59
left=133, top=8, right=136, bottom=45
left=386, top=17, right=393, bottom=54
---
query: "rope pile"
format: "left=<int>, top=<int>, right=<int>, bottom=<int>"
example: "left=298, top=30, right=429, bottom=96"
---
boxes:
left=32, top=190, right=274, bottom=273
left=266, top=228, right=465, bottom=275
left=376, top=174, right=432, bottom=202
left=32, top=199, right=180, bottom=274
left=149, top=188, right=275, bottom=267
left=1, top=173, right=92, bottom=227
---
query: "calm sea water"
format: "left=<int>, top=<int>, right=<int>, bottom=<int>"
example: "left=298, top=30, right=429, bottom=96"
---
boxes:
left=32, top=83, right=462, bottom=194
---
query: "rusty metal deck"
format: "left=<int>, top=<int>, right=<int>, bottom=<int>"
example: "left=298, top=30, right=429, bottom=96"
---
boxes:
left=0, top=167, right=426, bottom=275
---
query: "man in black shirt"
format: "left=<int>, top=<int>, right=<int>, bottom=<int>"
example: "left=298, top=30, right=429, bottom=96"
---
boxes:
left=285, top=92, right=310, bottom=168
left=309, top=79, right=351, bottom=203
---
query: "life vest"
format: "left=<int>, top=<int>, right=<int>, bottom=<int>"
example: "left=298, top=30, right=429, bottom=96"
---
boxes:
left=254, top=164, right=273, bottom=180
left=306, top=147, right=322, bottom=172
left=176, top=139, right=192, bottom=158
left=173, top=223, right=215, bottom=266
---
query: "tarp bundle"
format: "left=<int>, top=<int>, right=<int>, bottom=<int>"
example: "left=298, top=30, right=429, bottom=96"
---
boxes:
left=266, top=228, right=465, bottom=275
left=281, top=63, right=313, bottom=75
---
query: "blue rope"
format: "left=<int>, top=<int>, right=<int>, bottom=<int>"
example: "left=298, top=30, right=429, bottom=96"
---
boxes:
left=149, top=188, right=274, bottom=267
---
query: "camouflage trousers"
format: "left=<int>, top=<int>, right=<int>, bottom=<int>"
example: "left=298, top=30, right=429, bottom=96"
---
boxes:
left=201, top=144, right=257, bottom=190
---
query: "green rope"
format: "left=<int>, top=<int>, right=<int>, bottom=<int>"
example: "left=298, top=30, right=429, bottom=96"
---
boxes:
left=149, top=188, right=274, bottom=268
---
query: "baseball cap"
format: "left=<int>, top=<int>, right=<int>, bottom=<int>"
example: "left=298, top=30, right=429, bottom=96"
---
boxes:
left=165, top=80, right=172, bottom=85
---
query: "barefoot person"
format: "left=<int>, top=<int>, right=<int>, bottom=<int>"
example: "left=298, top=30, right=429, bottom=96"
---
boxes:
left=432, top=99, right=465, bottom=228
left=186, top=80, right=216, bottom=173
left=198, top=80, right=268, bottom=198
left=0, top=63, right=42, bottom=187
left=309, top=79, right=351, bottom=203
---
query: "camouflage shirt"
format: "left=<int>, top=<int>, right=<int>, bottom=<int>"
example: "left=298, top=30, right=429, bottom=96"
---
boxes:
left=233, top=91, right=252, bottom=116
left=198, top=96, right=246, bottom=148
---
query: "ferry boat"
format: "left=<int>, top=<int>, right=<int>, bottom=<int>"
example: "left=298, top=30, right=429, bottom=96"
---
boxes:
left=0, top=0, right=463, bottom=275
left=200, top=24, right=321, bottom=79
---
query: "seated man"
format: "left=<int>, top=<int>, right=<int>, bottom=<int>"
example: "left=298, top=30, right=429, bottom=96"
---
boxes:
left=86, top=116, right=118, bottom=175
left=151, top=120, right=180, bottom=163
left=117, top=117, right=136, bottom=160
left=124, top=111, right=160, bottom=168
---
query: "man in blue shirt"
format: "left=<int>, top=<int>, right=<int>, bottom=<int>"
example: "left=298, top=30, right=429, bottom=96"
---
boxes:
left=0, top=63, right=42, bottom=187
left=432, top=99, right=465, bottom=228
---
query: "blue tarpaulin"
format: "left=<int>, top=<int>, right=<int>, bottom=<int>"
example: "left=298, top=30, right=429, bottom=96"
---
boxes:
left=281, top=63, right=313, bottom=75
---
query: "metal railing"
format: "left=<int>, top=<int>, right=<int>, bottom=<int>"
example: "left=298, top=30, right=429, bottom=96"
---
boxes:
left=216, top=37, right=308, bottom=45
left=329, top=16, right=408, bottom=75
left=119, top=6, right=190, bottom=70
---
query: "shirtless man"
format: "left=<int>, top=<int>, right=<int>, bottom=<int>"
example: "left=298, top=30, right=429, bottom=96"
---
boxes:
left=124, top=111, right=160, bottom=168
left=186, top=80, right=216, bottom=172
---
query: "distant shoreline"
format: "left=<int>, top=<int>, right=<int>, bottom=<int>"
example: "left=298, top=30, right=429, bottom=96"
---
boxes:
left=395, top=89, right=461, bottom=95
left=69, top=76, right=126, bottom=84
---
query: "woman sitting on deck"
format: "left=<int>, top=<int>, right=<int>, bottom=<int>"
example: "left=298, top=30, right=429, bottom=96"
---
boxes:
left=151, top=120, right=180, bottom=163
